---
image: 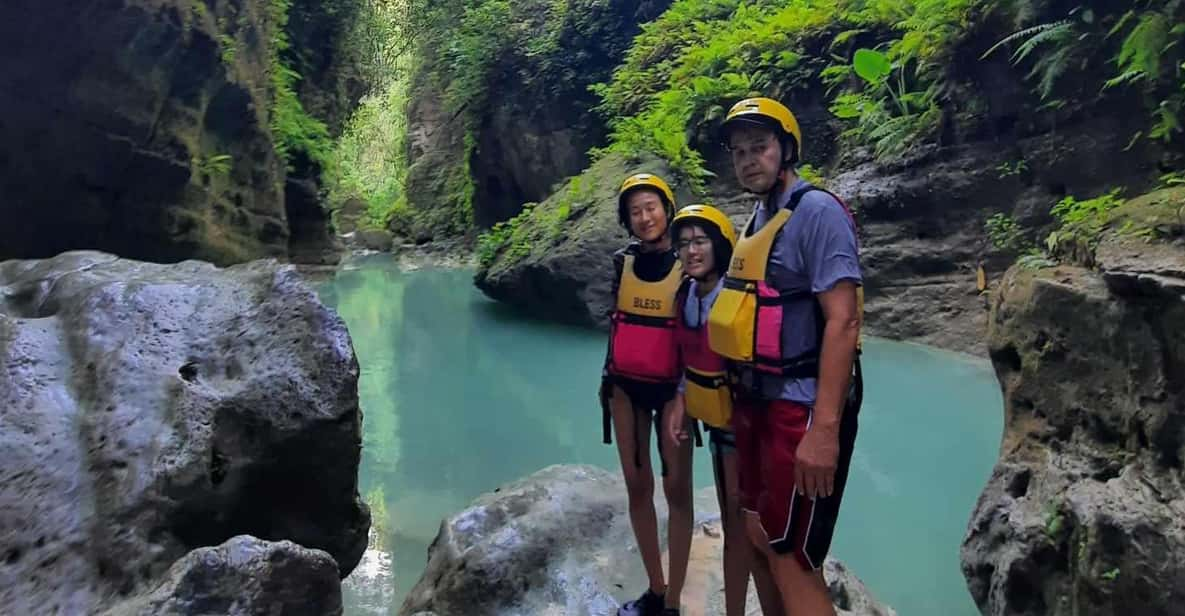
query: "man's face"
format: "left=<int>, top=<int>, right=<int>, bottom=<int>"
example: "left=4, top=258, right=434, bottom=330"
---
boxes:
left=729, top=124, right=783, bottom=193
left=625, top=189, right=668, bottom=241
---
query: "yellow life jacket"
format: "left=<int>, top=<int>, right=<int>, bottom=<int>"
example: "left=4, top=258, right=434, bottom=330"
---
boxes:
left=608, top=254, right=683, bottom=382
left=675, top=282, right=732, bottom=428
left=707, top=186, right=864, bottom=378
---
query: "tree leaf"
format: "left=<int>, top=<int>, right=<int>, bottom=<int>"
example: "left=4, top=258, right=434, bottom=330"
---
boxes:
left=853, top=48, right=892, bottom=84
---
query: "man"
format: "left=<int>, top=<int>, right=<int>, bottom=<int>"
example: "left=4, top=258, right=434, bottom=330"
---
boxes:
left=708, top=97, right=863, bottom=616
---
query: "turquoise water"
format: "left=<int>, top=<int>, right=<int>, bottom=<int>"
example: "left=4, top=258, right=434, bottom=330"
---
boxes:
left=318, top=254, right=1003, bottom=616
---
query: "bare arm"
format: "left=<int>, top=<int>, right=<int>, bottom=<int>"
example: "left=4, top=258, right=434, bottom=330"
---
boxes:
left=812, top=280, right=860, bottom=429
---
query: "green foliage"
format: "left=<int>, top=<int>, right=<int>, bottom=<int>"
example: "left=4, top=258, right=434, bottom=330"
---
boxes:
left=1017, top=253, right=1056, bottom=270
left=997, top=158, right=1029, bottom=178
left=328, top=43, right=413, bottom=231
left=440, top=0, right=513, bottom=113
left=982, top=15, right=1079, bottom=100
left=267, top=0, right=333, bottom=169
left=986, top=2, right=1185, bottom=142
left=1101, top=567, right=1121, bottom=582
left=831, top=46, right=943, bottom=160
left=593, top=0, right=845, bottom=183
left=191, top=0, right=209, bottom=21
left=218, top=32, right=238, bottom=65
left=985, top=213, right=1031, bottom=252
left=402, top=0, right=617, bottom=234
left=853, top=47, right=892, bottom=83
left=476, top=171, right=594, bottom=267
left=798, top=163, right=826, bottom=186
left=592, top=0, right=981, bottom=177
left=1044, top=501, right=1066, bottom=540
left=326, top=0, right=444, bottom=232
left=1044, top=188, right=1125, bottom=257
left=477, top=204, right=537, bottom=267
left=193, top=153, right=234, bottom=178
left=343, top=0, right=410, bottom=93
left=1051, top=188, right=1125, bottom=227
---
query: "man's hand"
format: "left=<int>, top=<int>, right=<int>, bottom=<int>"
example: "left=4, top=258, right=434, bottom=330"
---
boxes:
left=664, top=395, right=689, bottom=449
left=795, top=422, right=839, bottom=499
left=801, top=278, right=859, bottom=500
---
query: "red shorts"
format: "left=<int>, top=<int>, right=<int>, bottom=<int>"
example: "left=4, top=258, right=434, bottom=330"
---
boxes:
left=733, top=397, right=859, bottom=570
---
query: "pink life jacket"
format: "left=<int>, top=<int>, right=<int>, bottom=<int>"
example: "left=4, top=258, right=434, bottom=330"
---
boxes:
left=607, top=254, right=683, bottom=383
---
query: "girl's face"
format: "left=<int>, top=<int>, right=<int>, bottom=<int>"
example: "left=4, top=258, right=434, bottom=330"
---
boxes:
left=676, top=224, right=715, bottom=279
left=626, top=190, right=668, bottom=242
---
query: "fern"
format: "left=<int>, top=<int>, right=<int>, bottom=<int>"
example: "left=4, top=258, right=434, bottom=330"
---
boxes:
left=1030, top=43, right=1078, bottom=100
left=981, top=20, right=1072, bottom=61
left=1011, top=20, right=1074, bottom=63
left=1106, top=12, right=1170, bottom=87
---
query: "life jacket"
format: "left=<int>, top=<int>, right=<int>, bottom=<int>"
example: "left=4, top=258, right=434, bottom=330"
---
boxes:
left=675, top=280, right=732, bottom=429
left=707, top=184, right=864, bottom=378
left=607, top=253, right=683, bottom=383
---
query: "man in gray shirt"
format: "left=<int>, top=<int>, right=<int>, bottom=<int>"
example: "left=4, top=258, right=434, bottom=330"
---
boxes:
left=714, top=97, right=863, bottom=616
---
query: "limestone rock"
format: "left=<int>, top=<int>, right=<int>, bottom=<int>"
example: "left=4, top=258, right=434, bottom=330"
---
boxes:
left=961, top=231, right=1185, bottom=615
left=399, top=464, right=894, bottom=616
left=0, top=251, right=369, bottom=614
left=101, top=535, right=343, bottom=616
left=0, top=0, right=354, bottom=265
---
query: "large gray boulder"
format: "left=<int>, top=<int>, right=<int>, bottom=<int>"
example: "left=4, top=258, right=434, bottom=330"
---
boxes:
left=962, top=189, right=1185, bottom=616
left=0, top=251, right=369, bottom=614
left=101, top=535, right=343, bottom=616
left=400, top=464, right=894, bottom=616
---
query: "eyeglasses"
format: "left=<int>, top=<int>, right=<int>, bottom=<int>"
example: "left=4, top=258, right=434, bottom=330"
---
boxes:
left=676, top=236, right=713, bottom=253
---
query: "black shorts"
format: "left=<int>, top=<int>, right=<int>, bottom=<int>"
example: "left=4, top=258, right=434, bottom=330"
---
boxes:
left=603, top=376, right=697, bottom=475
left=705, top=424, right=736, bottom=456
left=613, top=376, right=677, bottom=413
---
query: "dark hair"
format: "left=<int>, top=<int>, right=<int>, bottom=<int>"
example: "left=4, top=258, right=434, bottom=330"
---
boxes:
left=673, top=220, right=732, bottom=278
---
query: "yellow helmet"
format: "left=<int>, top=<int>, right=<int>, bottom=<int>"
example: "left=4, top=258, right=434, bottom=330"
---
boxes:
left=721, top=97, right=803, bottom=162
left=670, top=204, right=736, bottom=249
left=617, top=173, right=676, bottom=231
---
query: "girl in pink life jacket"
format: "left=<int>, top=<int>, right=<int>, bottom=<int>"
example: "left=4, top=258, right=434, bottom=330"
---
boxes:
left=600, top=173, right=695, bottom=616
left=665, top=205, right=784, bottom=616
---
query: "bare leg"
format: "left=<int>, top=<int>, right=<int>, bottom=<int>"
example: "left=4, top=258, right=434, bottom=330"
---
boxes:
left=745, top=512, right=834, bottom=616
left=611, top=386, right=666, bottom=596
left=770, top=553, right=835, bottom=616
left=750, top=548, right=785, bottom=616
left=661, top=411, right=694, bottom=610
left=713, top=450, right=750, bottom=616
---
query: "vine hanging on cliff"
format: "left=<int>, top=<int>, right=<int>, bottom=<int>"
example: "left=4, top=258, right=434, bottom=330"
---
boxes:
left=266, top=0, right=333, bottom=169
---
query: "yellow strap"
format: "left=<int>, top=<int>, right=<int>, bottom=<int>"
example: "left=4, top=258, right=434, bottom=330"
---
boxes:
left=726, top=208, right=791, bottom=282
left=616, top=254, right=683, bottom=318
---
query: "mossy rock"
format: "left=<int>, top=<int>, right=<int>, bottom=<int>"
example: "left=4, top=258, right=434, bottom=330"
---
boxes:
left=474, top=153, right=695, bottom=327
left=1049, top=186, right=1185, bottom=268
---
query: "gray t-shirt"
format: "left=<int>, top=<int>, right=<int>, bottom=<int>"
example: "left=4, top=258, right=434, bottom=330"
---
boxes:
left=745, top=179, right=862, bottom=405
left=676, top=277, right=723, bottom=394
